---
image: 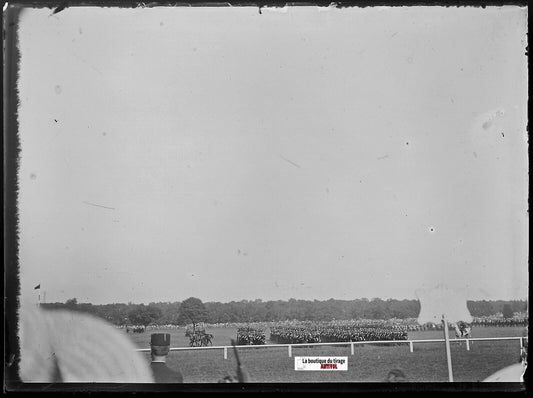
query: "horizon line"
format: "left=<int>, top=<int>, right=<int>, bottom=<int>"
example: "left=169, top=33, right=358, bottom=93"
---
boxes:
left=39, top=296, right=529, bottom=306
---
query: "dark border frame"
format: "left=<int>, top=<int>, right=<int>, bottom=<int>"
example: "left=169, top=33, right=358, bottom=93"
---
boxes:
left=3, top=1, right=528, bottom=394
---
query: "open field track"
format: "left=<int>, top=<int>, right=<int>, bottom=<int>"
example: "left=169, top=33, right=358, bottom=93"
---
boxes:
left=127, top=326, right=526, bottom=382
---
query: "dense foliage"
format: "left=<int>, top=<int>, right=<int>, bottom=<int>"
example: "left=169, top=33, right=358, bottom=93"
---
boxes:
left=127, top=304, right=162, bottom=326
left=236, top=327, right=266, bottom=345
left=40, top=298, right=528, bottom=326
left=177, top=297, right=208, bottom=327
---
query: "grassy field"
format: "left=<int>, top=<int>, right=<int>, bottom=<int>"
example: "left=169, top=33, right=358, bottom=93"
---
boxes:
left=126, top=326, right=526, bottom=383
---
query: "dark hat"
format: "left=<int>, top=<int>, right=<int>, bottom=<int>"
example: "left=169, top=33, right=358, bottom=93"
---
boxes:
left=151, top=333, right=171, bottom=346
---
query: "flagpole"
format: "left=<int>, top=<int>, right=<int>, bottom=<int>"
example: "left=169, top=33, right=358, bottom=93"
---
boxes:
left=35, top=283, right=41, bottom=307
left=442, top=314, right=454, bottom=382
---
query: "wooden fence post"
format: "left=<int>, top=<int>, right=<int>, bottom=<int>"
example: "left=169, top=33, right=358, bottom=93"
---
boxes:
left=466, top=339, right=470, bottom=351
left=288, top=345, right=292, bottom=357
left=351, top=342, right=354, bottom=355
left=442, top=316, right=454, bottom=382
left=223, top=346, right=228, bottom=360
left=409, top=341, right=413, bottom=353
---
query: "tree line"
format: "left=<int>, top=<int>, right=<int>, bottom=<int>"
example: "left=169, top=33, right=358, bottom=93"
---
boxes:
left=40, top=297, right=527, bottom=327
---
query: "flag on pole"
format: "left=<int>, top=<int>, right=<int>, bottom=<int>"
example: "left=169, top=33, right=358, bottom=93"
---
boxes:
left=34, top=284, right=40, bottom=290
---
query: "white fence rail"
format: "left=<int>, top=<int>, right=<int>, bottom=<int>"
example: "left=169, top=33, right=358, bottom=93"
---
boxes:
left=135, top=336, right=527, bottom=359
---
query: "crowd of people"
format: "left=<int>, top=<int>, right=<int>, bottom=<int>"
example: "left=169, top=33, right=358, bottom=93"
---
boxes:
left=15, top=304, right=527, bottom=384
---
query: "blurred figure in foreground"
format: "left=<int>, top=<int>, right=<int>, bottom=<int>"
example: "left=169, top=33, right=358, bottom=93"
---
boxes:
left=482, top=363, right=526, bottom=382
left=19, top=302, right=153, bottom=382
left=520, top=326, right=528, bottom=366
left=150, top=333, right=183, bottom=383
left=483, top=326, right=527, bottom=382
left=217, top=340, right=250, bottom=383
left=385, top=369, right=407, bottom=382
left=218, top=375, right=238, bottom=383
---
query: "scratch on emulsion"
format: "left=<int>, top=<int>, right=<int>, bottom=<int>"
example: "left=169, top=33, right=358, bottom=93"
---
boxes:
left=279, top=154, right=301, bottom=168
left=83, top=201, right=115, bottom=210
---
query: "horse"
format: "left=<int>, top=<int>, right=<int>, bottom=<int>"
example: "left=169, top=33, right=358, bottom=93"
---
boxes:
left=201, top=333, right=213, bottom=347
left=454, top=321, right=472, bottom=347
left=185, top=329, right=213, bottom=347
left=185, top=329, right=199, bottom=346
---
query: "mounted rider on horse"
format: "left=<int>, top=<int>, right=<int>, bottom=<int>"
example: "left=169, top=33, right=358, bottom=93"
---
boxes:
left=454, top=320, right=472, bottom=339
